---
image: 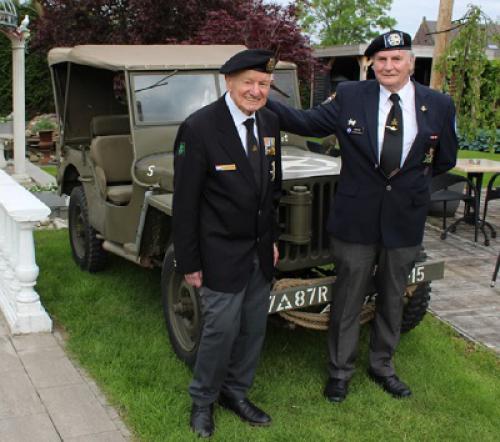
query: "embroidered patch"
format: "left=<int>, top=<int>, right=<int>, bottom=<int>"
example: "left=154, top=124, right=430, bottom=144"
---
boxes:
left=178, top=142, right=186, bottom=156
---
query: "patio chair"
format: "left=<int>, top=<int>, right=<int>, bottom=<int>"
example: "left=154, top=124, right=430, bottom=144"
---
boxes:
left=482, top=172, right=500, bottom=240
left=430, top=172, right=479, bottom=242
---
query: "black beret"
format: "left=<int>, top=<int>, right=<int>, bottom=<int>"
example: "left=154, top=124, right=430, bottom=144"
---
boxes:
left=220, top=49, right=276, bottom=75
left=364, top=30, right=412, bottom=57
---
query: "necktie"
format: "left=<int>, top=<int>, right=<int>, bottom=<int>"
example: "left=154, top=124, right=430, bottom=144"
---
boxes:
left=380, top=93, right=403, bottom=177
left=243, top=118, right=261, bottom=190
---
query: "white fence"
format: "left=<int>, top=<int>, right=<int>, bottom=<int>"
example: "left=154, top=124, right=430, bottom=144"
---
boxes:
left=0, top=169, right=52, bottom=333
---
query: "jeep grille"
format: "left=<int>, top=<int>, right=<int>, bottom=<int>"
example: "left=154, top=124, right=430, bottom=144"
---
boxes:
left=278, top=176, right=337, bottom=272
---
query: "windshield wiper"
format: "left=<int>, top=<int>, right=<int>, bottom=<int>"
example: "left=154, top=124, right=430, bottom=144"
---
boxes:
left=270, top=82, right=290, bottom=98
left=135, top=70, right=179, bottom=93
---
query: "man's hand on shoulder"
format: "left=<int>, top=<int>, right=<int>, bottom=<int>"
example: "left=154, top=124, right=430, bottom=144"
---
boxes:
left=185, top=271, right=203, bottom=288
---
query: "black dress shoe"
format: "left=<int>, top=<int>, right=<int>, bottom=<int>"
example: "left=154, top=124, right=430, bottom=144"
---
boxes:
left=218, top=394, right=271, bottom=426
left=323, top=378, right=349, bottom=403
left=190, top=403, right=214, bottom=438
left=368, top=370, right=412, bottom=398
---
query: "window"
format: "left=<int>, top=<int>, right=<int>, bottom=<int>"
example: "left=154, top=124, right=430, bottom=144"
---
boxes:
left=132, top=73, right=218, bottom=124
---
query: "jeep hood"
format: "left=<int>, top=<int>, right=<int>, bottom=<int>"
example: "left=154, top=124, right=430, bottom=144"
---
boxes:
left=282, top=146, right=341, bottom=180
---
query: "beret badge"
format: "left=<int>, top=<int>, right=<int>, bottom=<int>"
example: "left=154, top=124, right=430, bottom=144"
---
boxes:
left=385, top=32, right=403, bottom=48
left=266, top=57, right=276, bottom=73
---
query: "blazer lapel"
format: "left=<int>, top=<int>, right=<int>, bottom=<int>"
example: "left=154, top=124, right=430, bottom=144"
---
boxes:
left=256, top=111, right=269, bottom=201
left=362, top=81, right=381, bottom=163
left=215, top=96, right=258, bottom=191
left=401, top=81, right=429, bottom=169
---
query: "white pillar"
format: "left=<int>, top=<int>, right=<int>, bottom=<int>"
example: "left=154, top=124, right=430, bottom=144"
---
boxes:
left=14, top=222, right=52, bottom=333
left=11, top=35, right=29, bottom=182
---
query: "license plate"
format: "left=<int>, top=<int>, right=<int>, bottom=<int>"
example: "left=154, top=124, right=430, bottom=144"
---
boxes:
left=268, top=261, right=444, bottom=314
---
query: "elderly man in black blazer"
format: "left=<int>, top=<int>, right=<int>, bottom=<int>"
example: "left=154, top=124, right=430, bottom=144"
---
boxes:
left=267, top=30, right=458, bottom=402
left=173, top=49, right=282, bottom=437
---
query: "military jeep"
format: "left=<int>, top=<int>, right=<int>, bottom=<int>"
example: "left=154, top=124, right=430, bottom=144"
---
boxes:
left=49, top=45, right=443, bottom=365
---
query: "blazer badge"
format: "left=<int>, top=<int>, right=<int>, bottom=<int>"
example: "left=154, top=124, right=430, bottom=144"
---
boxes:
left=423, top=147, right=435, bottom=165
left=215, top=164, right=237, bottom=171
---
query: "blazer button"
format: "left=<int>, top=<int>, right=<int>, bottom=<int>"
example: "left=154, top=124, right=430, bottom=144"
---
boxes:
left=374, top=164, right=379, bottom=169
left=258, top=209, right=262, bottom=216
left=386, top=185, right=392, bottom=191
left=256, top=237, right=260, bottom=243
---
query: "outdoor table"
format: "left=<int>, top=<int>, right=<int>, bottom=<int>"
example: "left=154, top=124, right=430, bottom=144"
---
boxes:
left=453, top=158, right=500, bottom=245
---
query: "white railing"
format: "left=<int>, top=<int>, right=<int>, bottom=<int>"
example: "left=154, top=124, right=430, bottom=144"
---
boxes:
left=0, top=169, right=52, bottom=333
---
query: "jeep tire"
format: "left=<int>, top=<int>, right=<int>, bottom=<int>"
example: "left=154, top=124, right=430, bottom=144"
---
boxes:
left=161, top=245, right=202, bottom=367
left=68, top=186, right=107, bottom=272
left=401, top=282, right=431, bottom=333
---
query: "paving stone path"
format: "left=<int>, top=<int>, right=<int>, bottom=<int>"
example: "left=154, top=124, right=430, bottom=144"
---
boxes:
left=424, top=199, right=500, bottom=355
left=0, top=318, right=131, bottom=441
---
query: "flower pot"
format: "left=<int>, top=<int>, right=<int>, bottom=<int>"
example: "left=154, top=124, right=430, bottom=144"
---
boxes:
left=38, top=130, right=54, bottom=146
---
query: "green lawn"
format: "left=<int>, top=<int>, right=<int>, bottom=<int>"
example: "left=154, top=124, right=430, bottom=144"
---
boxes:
left=35, top=230, right=500, bottom=441
left=41, top=165, right=58, bottom=177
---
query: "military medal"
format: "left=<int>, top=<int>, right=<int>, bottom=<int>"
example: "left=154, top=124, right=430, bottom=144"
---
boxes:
left=270, top=160, right=276, bottom=182
left=264, top=137, right=276, bottom=155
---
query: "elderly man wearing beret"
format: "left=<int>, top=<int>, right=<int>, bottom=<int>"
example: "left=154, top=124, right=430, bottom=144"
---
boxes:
left=173, top=49, right=282, bottom=437
left=267, top=31, right=458, bottom=402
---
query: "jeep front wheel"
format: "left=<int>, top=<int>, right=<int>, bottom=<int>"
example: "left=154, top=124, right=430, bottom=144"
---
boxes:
left=161, top=245, right=202, bottom=367
left=68, top=186, right=106, bottom=272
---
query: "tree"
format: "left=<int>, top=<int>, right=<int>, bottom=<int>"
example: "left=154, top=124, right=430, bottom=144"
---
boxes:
left=436, top=5, right=500, bottom=147
left=31, top=0, right=252, bottom=50
left=297, top=0, right=396, bottom=46
left=188, top=1, right=315, bottom=86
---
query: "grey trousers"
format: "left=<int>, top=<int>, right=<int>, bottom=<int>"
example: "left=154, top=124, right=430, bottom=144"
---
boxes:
left=189, top=255, right=270, bottom=406
left=328, top=237, right=420, bottom=380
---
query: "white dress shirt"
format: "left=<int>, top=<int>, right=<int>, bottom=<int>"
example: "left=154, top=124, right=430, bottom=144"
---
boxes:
left=377, top=80, right=418, bottom=167
left=225, top=92, right=259, bottom=154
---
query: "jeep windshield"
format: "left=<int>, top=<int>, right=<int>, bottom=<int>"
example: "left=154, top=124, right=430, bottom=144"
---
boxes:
left=269, top=70, right=299, bottom=108
left=132, top=72, right=220, bottom=124
left=131, top=68, right=299, bottom=125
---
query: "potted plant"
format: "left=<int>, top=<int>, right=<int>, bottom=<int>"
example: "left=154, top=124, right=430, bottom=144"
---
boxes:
left=32, top=117, right=57, bottom=147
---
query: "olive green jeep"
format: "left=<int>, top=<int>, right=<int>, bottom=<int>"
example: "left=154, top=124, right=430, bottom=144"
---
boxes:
left=49, top=45, right=443, bottom=365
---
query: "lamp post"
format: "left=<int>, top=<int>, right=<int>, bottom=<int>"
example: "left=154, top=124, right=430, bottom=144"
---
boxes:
left=0, top=0, right=30, bottom=181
